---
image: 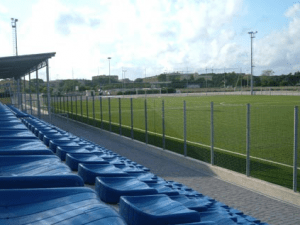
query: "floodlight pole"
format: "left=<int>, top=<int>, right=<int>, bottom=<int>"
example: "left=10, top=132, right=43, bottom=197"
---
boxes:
left=11, top=18, right=18, bottom=56
left=248, top=31, right=257, bottom=96
left=108, top=57, right=111, bottom=84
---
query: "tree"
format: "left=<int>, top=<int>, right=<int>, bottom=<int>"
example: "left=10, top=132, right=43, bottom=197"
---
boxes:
left=157, top=74, right=167, bottom=82
left=134, top=78, right=143, bottom=83
left=261, top=70, right=274, bottom=76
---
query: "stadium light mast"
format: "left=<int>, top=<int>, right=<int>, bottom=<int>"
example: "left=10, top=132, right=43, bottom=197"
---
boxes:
left=108, top=57, right=111, bottom=84
left=248, top=31, right=257, bottom=96
left=11, top=18, right=18, bottom=56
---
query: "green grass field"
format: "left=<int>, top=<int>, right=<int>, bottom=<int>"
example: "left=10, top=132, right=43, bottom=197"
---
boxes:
left=53, top=95, right=300, bottom=191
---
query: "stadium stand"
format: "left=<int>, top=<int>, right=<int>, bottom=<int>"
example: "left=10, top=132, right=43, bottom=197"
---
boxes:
left=0, top=102, right=269, bottom=225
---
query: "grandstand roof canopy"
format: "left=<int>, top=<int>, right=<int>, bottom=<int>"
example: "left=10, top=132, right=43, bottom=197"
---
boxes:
left=0, top=52, right=56, bottom=80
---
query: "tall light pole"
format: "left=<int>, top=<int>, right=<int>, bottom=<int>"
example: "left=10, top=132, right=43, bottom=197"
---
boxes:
left=11, top=18, right=18, bottom=56
left=108, top=57, right=111, bottom=84
left=248, top=31, right=257, bottom=96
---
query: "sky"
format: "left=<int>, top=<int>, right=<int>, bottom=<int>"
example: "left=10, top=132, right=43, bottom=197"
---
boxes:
left=0, top=0, right=300, bottom=81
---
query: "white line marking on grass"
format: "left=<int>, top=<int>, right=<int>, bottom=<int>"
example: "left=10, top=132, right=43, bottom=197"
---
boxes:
left=85, top=116, right=300, bottom=170
left=64, top=110, right=300, bottom=170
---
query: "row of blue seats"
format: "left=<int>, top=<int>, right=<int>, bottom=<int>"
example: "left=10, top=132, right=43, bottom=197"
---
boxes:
left=0, top=103, right=127, bottom=224
left=19, top=106, right=269, bottom=225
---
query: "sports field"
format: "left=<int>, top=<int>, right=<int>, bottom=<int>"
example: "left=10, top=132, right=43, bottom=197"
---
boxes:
left=53, top=94, right=300, bottom=190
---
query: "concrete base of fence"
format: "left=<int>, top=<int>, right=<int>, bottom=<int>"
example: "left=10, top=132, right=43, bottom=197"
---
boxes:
left=53, top=113, right=300, bottom=207
left=139, top=144, right=300, bottom=207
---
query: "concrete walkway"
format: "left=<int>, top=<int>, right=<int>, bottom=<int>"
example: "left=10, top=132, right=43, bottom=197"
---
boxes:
left=45, top=115, right=300, bottom=225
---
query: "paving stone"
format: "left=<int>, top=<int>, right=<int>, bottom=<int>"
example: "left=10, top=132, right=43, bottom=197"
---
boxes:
left=44, top=115, right=300, bottom=225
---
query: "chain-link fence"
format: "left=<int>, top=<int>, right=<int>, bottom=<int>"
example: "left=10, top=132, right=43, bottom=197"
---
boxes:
left=47, top=95, right=300, bottom=192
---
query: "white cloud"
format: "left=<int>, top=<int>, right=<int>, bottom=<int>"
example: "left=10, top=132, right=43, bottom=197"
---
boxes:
left=285, top=3, right=300, bottom=18
left=0, top=3, right=8, bottom=14
left=0, top=0, right=266, bottom=79
left=254, top=3, right=300, bottom=74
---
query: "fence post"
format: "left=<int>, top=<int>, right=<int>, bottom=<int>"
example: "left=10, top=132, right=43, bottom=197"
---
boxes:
left=131, top=98, right=134, bottom=139
left=162, top=99, right=165, bottom=149
left=293, top=106, right=298, bottom=192
left=63, top=96, right=66, bottom=114
left=66, top=96, right=69, bottom=116
left=100, top=97, right=103, bottom=129
left=119, top=98, right=122, bottom=135
left=184, top=100, right=187, bottom=156
left=75, top=96, right=78, bottom=119
left=145, top=99, right=148, bottom=144
left=59, top=96, right=61, bottom=113
left=71, top=96, right=73, bottom=118
left=92, top=95, right=95, bottom=126
left=80, top=95, right=83, bottom=122
left=211, top=102, right=214, bottom=165
left=109, top=98, right=111, bottom=132
left=86, top=96, right=89, bottom=124
left=246, top=103, right=251, bottom=177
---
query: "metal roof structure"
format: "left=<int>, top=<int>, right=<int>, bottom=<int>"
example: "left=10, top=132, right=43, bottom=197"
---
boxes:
left=0, top=52, right=56, bottom=80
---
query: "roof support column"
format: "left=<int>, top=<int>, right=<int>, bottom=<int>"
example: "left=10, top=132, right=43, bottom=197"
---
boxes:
left=29, top=72, right=32, bottom=115
left=17, top=78, right=21, bottom=110
left=23, top=75, right=26, bottom=112
left=46, top=59, right=51, bottom=123
left=36, top=66, right=41, bottom=119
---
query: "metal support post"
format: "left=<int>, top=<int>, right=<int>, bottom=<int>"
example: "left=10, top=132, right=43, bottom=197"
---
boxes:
left=59, top=96, right=62, bottom=113
left=66, top=96, right=69, bottom=116
left=23, top=76, right=26, bottom=113
left=100, top=97, right=103, bottom=129
left=246, top=103, right=251, bottom=177
left=211, top=102, right=214, bottom=165
left=109, top=98, right=111, bottom=132
left=86, top=96, right=89, bottom=124
left=145, top=99, right=148, bottom=144
left=119, top=98, right=122, bottom=135
left=92, top=95, right=95, bottom=126
left=184, top=100, right=187, bottom=156
left=71, top=96, right=73, bottom=117
left=17, top=79, right=21, bottom=110
left=36, top=67, right=41, bottom=118
left=63, top=96, right=65, bottom=113
left=29, top=73, right=32, bottom=115
left=46, top=59, right=51, bottom=122
left=162, top=99, right=165, bottom=149
left=131, top=98, right=134, bottom=139
left=293, top=106, right=298, bottom=192
left=75, top=96, right=78, bottom=119
left=80, top=95, right=83, bottom=121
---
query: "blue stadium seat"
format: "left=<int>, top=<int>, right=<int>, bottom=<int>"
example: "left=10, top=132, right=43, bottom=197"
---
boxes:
left=0, top=187, right=127, bottom=225
left=0, top=130, right=37, bottom=139
left=95, top=176, right=158, bottom=203
left=169, top=195, right=213, bottom=212
left=119, top=194, right=200, bottom=225
left=129, top=172, right=165, bottom=183
left=0, top=155, right=71, bottom=176
left=66, top=152, right=110, bottom=171
left=56, top=145, right=102, bottom=160
left=146, top=182, right=180, bottom=196
left=0, top=175, right=84, bottom=189
left=78, top=163, right=130, bottom=184
left=49, top=140, right=80, bottom=152
left=0, top=139, right=49, bottom=151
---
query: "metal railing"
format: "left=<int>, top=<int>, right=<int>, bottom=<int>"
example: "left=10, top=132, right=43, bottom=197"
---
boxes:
left=28, top=94, right=300, bottom=192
